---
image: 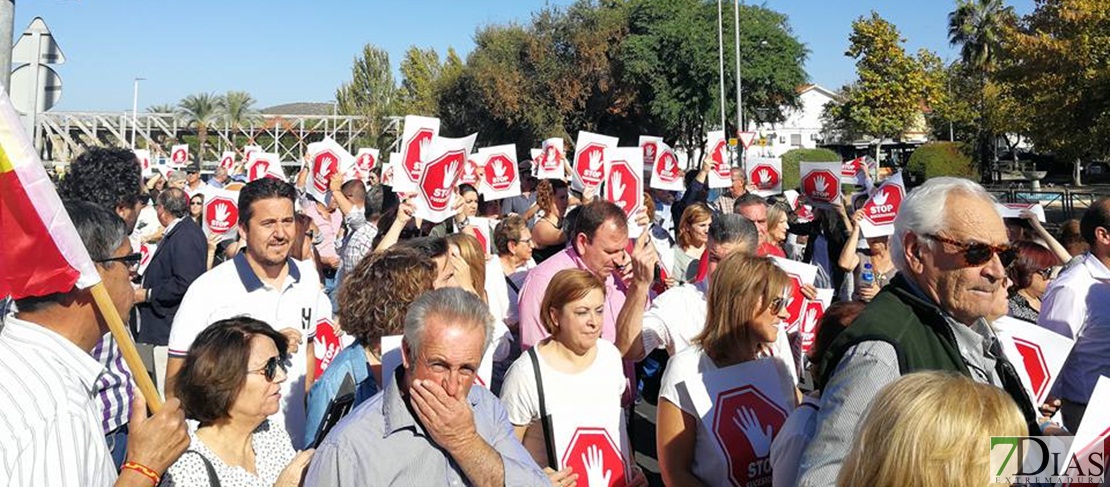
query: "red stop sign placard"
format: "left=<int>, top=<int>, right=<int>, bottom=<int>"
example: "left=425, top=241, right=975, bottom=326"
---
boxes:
left=576, top=143, right=607, bottom=189
left=172, top=147, right=188, bottom=164
left=863, top=184, right=904, bottom=227
left=606, top=159, right=641, bottom=217
left=312, top=149, right=340, bottom=193
left=357, top=152, right=376, bottom=174
left=1013, top=338, right=1050, bottom=399
left=562, top=427, right=626, bottom=487
left=419, top=150, right=464, bottom=212
left=712, top=385, right=789, bottom=487
left=750, top=163, right=780, bottom=191
left=802, top=169, right=839, bottom=204
left=800, top=300, right=825, bottom=355
left=205, top=196, right=239, bottom=234
left=458, top=156, right=480, bottom=186
left=710, top=139, right=729, bottom=179
left=313, top=318, right=341, bottom=378
left=404, top=128, right=435, bottom=183
left=782, top=274, right=807, bottom=333
left=485, top=154, right=517, bottom=192
left=654, top=149, right=681, bottom=184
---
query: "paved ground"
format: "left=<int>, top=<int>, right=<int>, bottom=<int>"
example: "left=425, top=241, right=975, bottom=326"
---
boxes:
left=631, top=400, right=663, bottom=486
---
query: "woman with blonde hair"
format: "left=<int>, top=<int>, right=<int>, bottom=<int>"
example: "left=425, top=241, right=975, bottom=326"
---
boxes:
left=657, top=253, right=797, bottom=485
left=671, top=203, right=712, bottom=283
left=446, top=232, right=488, bottom=303
left=837, top=371, right=1026, bottom=487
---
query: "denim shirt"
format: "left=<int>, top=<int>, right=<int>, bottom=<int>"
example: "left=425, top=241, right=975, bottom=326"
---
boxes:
left=303, top=343, right=376, bottom=447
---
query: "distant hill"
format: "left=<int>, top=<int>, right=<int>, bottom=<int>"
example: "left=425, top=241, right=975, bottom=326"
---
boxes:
left=260, top=102, right=335, bottom=116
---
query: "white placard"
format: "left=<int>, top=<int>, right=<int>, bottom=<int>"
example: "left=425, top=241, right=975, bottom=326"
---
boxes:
left=551, top=406, right=631, bottom=485
left=242, top=145, right=263, bottom=164
left=218, top=151, right=236, bottom=172
left=686, top=358, right=795, bottom=487
left=354, top=148, right=380, bottom=183
left=1061, top=375, right=1110, bottom=483
left=134, top=149, right=153, bottom=178
left=169, top=144, right=190, bottom=168
left=305, top=137, right=357, bottom=202
left=478, top=145, right=522, bottom=201
left=993, top=316, right=1075, bottom=407
left=799, top=288, right=835, bottom=355
left=458, top=154, right=482, bottom=188
left=137, top=242, right=156, bottom=276
left=839, top=157, right=869, bottom=185
left=639, top=136, right=663, bottom=168
left=396, top=115, right=441, bottom=193
left=467, top=216, right=496, bottom=254
left=648, top=139, right=684, bottom=192
left=746, top=157, right=783, bottom=197
left=536, top=137, right=566, bottom=180
left=858, top=172, right=906, bottom=239
left=413, top=134, right=477, bottom=223
left=770, top=256, right=819, bottom=334
left=705, top=130, right=730, bottom=189
left=799, top=162, right=842, bottom=208
left=246, top=152, right=284, bottom=182
left=996, top=202, right=1046, bottom=223
left=383, top=152, right=399, bottom=187
left=572, top=131, right=620, bottom=192
left=604, top=147, right=644, bottom=239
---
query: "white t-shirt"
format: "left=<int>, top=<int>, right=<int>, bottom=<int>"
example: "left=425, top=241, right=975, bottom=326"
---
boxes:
left=170, top=255, right=331, bottom=449
left=658, top=347, right=796, bottom=486
left=484, top=257, right=531, bottom=329
left=642, top=282, right=799, bottom=387
left=770, top=394, right=820, bottom=487
left=499, top=340, right=626, bottom=468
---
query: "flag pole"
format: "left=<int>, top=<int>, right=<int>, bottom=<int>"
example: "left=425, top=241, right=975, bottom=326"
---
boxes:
left=90, top=282, right=163, bottom=413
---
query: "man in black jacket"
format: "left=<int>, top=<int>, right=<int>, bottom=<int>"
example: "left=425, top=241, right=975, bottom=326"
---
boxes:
left=132, top=187, right=206, bottom=387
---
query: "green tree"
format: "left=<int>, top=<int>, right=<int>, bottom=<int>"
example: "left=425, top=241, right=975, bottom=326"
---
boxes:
left=998, top=0, right=1110, bottom=185
left=335, top=44, right=400, bottom=148
left=906, top=141, right=977, bottom=183
left=399, top=46, right=443, bottom=116
left=825, top=12, right=943, bottom=165
left=176, top=92, right=222, bottom=167
left=781, top=148, right=841, bottom=190
left=220, top=91, right=258, bottom=131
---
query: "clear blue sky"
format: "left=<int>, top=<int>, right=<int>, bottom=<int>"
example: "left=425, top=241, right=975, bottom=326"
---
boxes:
left=15, top=0, right=1034, bottom=113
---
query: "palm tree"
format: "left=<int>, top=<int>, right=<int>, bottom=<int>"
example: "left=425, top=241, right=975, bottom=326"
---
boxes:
left=177, top=92, right=223, bottom=169
left=948, top=0, right=1015, bottom=182
left=221, top=90, right=258, bottom=131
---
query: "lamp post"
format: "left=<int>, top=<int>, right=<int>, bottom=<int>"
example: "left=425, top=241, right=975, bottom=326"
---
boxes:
left=130, top=77, right=145, bottom=149
left=717, top=0, right=727, bottom=141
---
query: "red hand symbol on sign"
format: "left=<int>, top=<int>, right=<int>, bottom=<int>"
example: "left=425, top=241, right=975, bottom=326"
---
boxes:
left=712, top=386, right=788, bottom=487
left=562, top=427, right=626, bottom=487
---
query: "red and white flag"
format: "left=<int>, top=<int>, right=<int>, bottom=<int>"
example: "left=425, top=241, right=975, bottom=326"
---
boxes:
left=354, top=148, right=379, bottom=183
left=396, top=115, right=441, bottom=193
left=800, top=162, right=842, bottom=208
left=536, top=137, right=566, bottom=180
left=858, top=171, right=905, bottom=238
left=746, top=157, right=783, bottom=197
left=603, top=147, right=644, bottom=238
left=477, top=145, right=521, bottom=201
left=134, top=149, right=153, bottom=178
left=246, top=152, right=284, bottom=182
left=169, top=144, right=190, bottom=168
left=305, top=137, right=356, bottom=202
left=414, top=134, right=477, bottom=223
left=572, top=131, right=619, bottom=192
left=705, top=130, right=731, bottom=189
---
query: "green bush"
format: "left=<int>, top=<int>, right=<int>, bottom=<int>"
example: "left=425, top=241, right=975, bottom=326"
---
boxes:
left=780, top=148, right=842, bottom=190
left=906, top=142, right=977, bottom=183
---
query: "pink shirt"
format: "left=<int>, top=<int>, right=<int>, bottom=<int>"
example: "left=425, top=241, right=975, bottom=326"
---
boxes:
left=301, top=200, right=343, bottom=264
left=517, top=247, right=629, bottom=350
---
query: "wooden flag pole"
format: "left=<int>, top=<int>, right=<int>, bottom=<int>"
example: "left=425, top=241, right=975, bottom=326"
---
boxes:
left=90, top=282, right=163, bottom=413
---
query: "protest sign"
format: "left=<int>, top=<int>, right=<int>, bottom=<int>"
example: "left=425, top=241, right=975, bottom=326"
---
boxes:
left=640, top=136, right=663, bottom=168
left=202, top=188, right=240, bottom=238
left=604, top=147, right=644, bottom=238
left=134, top=149, right=153, bottom=178
left=458, top=154, right=481, bottom=187
left=478, top=145, right=522, bottom=201
left=840, top=157, right=870, bottom=186
left=306, top=137, right=356, bottom=203
left=649, top=140, right=684, bottom=192
left=537, top=137, right=566, bottom=181
left=800, top=162, right=842, bottom=208
left=996, top=202, right=1046, bottom=223
left=396, top=115, right=441, bottom=193
left=467, top=216, right=495, bottom=254
left=858, top=172, right=906, bottom=238
left=137, top=242, right=155, bottom=276
left=573, top=131, right=619, bottom=192
left=414, top=134, right=477, bottom=223
left=246, top=151, right=283, bottom=182
left=705, top=130, right=730, bottom=189
left=313, top=317, right=342, bottom=379
left=747, top=157, right=783, bottom=197
left=993, top=316, right=1075, bottom=407
left=354, top=148, right=379, bottom=182
left=687, top=358, right=796, bottom=487
left=770, top=256, right=818, bottom=334
left=170, top=144, right=189, bottom=168
left=242, top=144, right=262, bottom=164
left=1060, top=376, right=1110, bottom=487
left=551, top=406, right=630, bottom=486
left=383, top=152, right=399, bottom=187
left=217, top=151, right=236, bottom=172
left=799, top=288, right=834, bottom=355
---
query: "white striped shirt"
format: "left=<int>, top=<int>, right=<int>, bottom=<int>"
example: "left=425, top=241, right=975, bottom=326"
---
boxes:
left=0, top=315, right=116, bottom=486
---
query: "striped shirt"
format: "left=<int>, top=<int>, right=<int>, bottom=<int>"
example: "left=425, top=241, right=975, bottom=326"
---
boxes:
left=91, top=333, right=135, bottom=434
left=0, top=315, right=117, bottom=486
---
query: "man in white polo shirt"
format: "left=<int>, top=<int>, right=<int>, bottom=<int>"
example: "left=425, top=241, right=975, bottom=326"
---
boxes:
left=164, top=178, right=331, bottom=449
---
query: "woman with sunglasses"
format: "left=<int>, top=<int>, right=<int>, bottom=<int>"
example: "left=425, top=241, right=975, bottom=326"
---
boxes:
left=163, top=317, right=314, bottom=487
left=188, top=194, right=205, bottom=225
left=657, top=253, right=797, bottom=486
left=1006, top=240, right=1061, bottom=323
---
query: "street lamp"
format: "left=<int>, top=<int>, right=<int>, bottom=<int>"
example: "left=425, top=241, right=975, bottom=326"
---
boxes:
left=130, top=77, right=146, bottom=149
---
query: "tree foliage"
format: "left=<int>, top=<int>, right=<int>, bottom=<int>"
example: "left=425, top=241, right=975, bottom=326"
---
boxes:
left=335, top=44, right=400, bottom=148
left=220, top=91, right=258, bottom=131
left=906, top=141, right=977, bottom=182
left=781, top=148, right=841, bottom=190
left=176, top=92, right=222, bottom=166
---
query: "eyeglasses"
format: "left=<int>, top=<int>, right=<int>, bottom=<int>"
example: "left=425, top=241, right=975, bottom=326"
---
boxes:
left=94, top=252, right=142, bottom=272
left=769, top=295, right=788, bottom=314
left=190, top=201, right=203, bottom=207
left=924, top=233, right=1016, bottom=268
left=1036, top=266, right=1060, bottom=280
left=306, top=230, right=323, bottom=246
left=248, top=355, right=287, bottom=382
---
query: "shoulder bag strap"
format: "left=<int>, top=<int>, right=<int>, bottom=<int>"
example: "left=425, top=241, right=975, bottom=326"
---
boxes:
left=505, top=275, right=520, bottom=293
left=183, top=450, right=221, bottom=487
left=528, top=347, right=558, bottom=469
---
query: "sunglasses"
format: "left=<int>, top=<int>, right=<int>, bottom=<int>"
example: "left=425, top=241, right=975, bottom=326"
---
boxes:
left=305, top=230, right=324, bottom=246
left=95, top=252, right=142, bottom=272
left=1036, top=266, right=1060, bottom=280
left=248, top=355, right=287, bottom=382
left=769, top=294, right=789, bottom=315
left=925, top=234, right=1016, bottom=268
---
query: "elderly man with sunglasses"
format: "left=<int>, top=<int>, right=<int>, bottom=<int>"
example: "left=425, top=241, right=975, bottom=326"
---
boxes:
left=796, top=177, right=1040, bottom=486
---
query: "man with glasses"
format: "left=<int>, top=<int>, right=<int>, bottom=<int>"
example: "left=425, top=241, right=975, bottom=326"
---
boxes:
left=165, top=178, right=332, bottom=449
left=1038, top=198, right=1110, bottom=432
left=797, top=177, right=1040, bottom=486
left=132, top=188, right=207, bottom=394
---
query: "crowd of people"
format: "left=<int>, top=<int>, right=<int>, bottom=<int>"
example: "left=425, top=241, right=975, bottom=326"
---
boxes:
left=1, top=144, right=1106, bottom=487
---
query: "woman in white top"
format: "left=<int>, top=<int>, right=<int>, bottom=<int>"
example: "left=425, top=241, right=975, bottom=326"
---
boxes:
left=500, top=269, right=648, bottom=487
left=671, top=203, right=711, bottom=283
left=163, top=317, right=313, bottom=487
left=657, top=254, right=797, bottom=486
left=837, top=208, right=897, bottom=302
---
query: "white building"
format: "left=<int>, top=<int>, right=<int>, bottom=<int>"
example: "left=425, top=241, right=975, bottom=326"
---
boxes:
left=748, top=84, right=841, bottom=158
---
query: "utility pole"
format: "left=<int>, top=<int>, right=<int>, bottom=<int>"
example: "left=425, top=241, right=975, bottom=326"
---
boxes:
left=733, top=0, right=743, bottom=167
left=130, top=77, right=144, bottom=149
left=0, top=1, right=13, bottom=92
left=716, top=0, right=726, bottom=139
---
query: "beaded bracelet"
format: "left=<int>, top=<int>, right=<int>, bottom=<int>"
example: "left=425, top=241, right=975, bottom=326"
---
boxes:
left=121, top=461, right=160, bottom=485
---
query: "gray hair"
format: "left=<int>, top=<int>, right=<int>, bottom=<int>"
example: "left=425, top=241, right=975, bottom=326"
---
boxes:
left=891, top=177, right=997, bottom=273
left=709, top=213, right=758, bottom=251
left=403, top=287, right=494, bottom=358
left=157, top=187, right=190, bottom=219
